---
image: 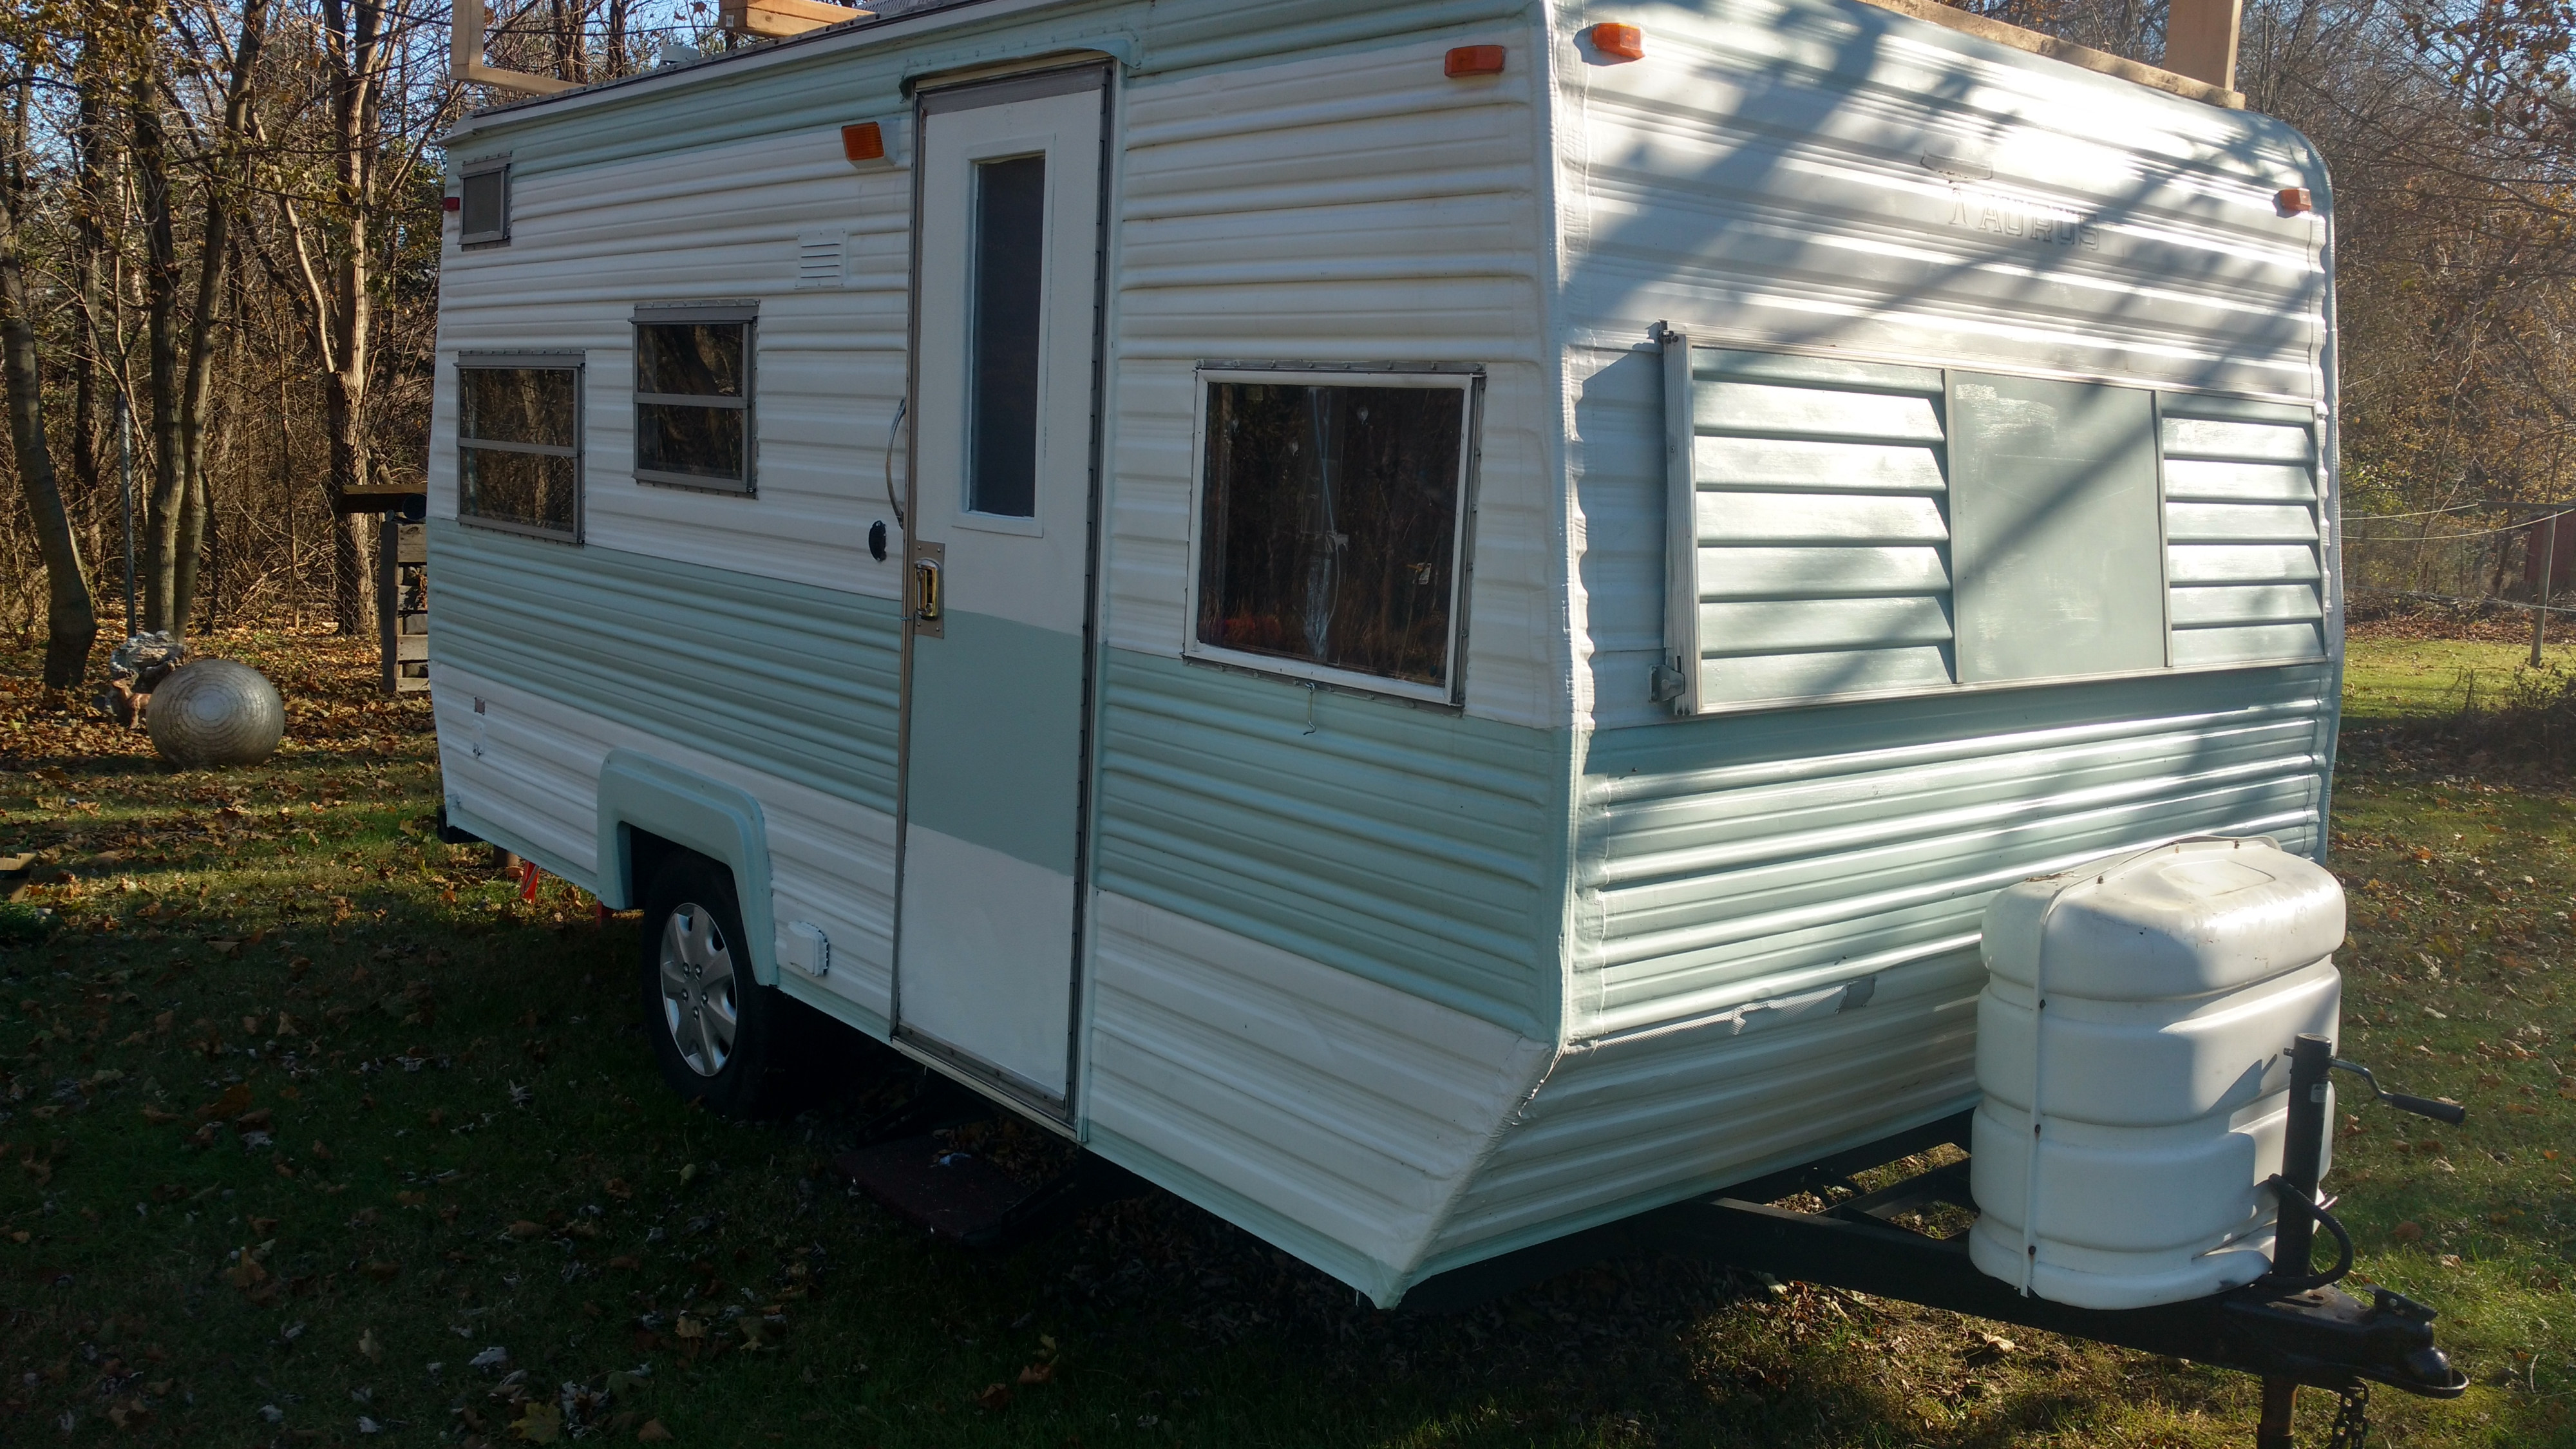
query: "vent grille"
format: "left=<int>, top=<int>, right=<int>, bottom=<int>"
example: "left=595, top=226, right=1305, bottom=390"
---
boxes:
left=795, top=230, right=846, bottom=290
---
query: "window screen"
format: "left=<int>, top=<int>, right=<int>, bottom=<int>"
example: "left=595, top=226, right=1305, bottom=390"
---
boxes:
left=457, top=357, right=580, bottom=540
left=1192, top=374, right=1473, bottom=698
left=634, top=314, right=752, bottom=492
left=459, top=162, right=508, bottom=245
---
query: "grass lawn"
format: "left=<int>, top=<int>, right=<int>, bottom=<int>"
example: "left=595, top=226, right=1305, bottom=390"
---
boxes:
left=2343, top=625, right=2576, bottom=723
left=0, top=625, right=2568, bottom=1448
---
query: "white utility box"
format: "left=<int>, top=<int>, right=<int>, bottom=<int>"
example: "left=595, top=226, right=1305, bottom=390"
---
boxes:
left=1968, top=837, right=2345, bottom=1309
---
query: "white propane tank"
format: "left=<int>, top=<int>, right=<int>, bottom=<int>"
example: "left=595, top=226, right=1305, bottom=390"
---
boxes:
left=1967, top=836, right=2345, bottom=1310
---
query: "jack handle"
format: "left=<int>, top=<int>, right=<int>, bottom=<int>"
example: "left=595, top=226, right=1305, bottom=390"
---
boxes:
left=2331, top=1059, right=2467, bottom=1126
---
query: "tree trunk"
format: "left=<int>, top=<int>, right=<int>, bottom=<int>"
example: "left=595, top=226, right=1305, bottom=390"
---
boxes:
left=0, top=79, right=101, bottom=688
left=332, top=511, right=366, bottom=632
left=171, top=0, right=267, bottom=638
left=132, top=61, right=185, bottom=636
left=69, top=55, right=111, bottom=571
left=306, top=0, right=383, bottom=636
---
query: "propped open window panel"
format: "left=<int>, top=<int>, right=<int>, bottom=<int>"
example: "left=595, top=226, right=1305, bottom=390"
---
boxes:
left=1658, top=333, right=2325, bottom=717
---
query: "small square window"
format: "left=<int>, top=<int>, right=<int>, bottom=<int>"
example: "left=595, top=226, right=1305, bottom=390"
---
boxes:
left=634, top=307, right=754, bottom=493
left=459, top=160, right=509, bottom=245
left=1190, top=370, right=1476, bottom=701
left=456, top=355, right=582, bottom=540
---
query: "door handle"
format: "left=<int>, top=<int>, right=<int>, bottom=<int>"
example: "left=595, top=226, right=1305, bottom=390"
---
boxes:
left=912, top=553, right=943, bottom=636
left=914, top=559, right=941, bottom=620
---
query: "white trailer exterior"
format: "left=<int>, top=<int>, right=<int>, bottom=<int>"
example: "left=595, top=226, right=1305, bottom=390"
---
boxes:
left=428, top=0, right=2334, bottom=1305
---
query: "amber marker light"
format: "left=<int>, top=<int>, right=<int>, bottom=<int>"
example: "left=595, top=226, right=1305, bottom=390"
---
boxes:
left=1590, top=23, right=1645, bottom=60
left=2275, top=186, right=2314, bottom=216
left=842, top=122, right=886, bottom=163
left=1444, top=44, right=1506, bottom=77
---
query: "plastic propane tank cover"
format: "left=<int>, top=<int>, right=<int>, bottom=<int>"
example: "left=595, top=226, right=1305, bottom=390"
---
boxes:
left=1967, top=837, right=2344, bottom=1310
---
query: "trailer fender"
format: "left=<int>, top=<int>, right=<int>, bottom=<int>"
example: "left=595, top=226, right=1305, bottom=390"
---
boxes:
left=596, top=750, right=779, bottom=986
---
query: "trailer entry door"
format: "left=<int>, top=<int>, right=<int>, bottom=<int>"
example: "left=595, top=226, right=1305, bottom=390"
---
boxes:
left=895, top=66, right=1106, bottom=1110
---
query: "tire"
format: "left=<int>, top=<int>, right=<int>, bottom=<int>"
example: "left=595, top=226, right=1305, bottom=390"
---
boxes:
left=638, top=853, right=802, bottom=1118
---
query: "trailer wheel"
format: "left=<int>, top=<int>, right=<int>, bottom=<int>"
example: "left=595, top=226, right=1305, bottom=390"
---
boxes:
left=639, top=853, right=797, bottom=1118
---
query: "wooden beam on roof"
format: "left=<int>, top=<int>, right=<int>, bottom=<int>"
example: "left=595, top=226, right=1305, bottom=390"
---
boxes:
left=451, top=0, right=580, bottom=96
left=2163, top=0, right=2246, bottom=93
left=720, top=0, right=873, bottom=39
left=1852, top=0, right=2244, bottom=109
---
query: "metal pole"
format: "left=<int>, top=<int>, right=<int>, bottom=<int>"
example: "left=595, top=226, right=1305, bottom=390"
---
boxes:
left=2534, top=513, right=2558, bottom=668
left=117, top=395, right=137, bottom=639
left=2257, top=1033, right=2335, bottom=1449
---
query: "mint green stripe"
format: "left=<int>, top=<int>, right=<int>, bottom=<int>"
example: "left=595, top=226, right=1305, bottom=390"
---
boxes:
left=905, top=609, right=1084, bottom=876
left=427, top=520, right=903, bottom=815
left=1092, top=649, right=1568, bottom=1040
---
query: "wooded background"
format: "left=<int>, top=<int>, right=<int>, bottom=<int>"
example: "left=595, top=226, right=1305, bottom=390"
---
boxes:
left=1, top=0, right=2570, bottom=687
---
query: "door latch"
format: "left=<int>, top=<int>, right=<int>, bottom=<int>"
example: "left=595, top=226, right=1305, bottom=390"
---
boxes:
left=911, top=541, right=944, bottom=636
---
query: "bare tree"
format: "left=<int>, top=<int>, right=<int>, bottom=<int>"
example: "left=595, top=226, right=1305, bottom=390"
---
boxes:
left=1, top=19, right=102, bottom=684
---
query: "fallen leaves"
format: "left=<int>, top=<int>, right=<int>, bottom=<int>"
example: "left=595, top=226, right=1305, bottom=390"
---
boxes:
left=635, top=1420, right=673, bottom=1443
left=510, top=1399, right=563, bottom=1443
left=195, top=1083, right=251, bottom=1122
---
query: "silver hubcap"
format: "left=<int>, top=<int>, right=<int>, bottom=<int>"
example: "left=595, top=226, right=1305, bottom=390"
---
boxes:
left=658, top=902, right=739, bottom=1077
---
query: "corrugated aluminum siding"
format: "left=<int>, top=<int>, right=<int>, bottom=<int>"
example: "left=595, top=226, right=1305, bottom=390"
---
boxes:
left=1103, top=28, right=1564, bottom=728
left=1092, top=650, right=1567, bottom=1037
left=1557, top=0, right=2333, bottom=730
left=431, top=126, right=914, bottom=603
left=1423, top=663, right=2336, bottom=1273
left=433, top=523, right=903, bottom=816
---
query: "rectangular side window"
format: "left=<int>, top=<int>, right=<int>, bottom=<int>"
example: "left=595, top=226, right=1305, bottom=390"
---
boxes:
left=634, top=304, right=755, bottom=493
left=459, top=160, right=509, bottom=245
left=1190, top=370, right=1476, bottom=702
left=456, top=354, right=582, bottom=541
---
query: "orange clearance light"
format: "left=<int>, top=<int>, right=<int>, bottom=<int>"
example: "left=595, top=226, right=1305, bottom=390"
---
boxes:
left=842, top=122, right=886, bottom=162
left=1590, top=23, right=1644, bottom=60
left=2275, top=186, right=2313, bottom=216
left=1444, top=44, right=1506, bottom=77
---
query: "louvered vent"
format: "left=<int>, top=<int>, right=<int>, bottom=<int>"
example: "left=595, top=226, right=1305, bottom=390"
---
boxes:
left=1667, top=347, right=1955, bottom=710
left=2161, top=397, right=2327, bottom=667
left=795, top=230, right=846, bottom=290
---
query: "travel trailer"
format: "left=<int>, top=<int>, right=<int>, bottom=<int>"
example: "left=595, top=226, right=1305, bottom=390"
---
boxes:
left=428, top=0, right=2354, bottom=1320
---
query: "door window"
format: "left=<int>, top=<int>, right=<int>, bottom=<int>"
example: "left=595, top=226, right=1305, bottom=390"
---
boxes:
left=967, top=156, right=1046, bottom=518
